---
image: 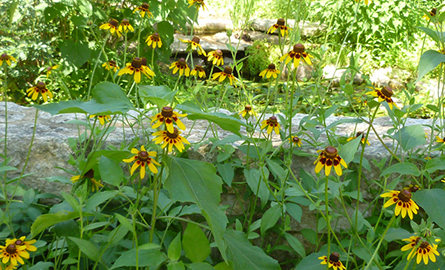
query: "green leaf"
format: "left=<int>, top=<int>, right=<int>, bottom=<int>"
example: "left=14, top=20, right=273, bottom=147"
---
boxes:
left=223, top=229, right=280, bottom=270
left=416, top=50, right=445, bottom=82
left=35, top=82, right=133, bottom=115
left=61, top=192, right=81, bottom=212
left=425, top=157, right=445, bottom=173
left=28, top=262, right=55, bottom=270
left=138, top=85, right=176, bottom=107
left=380, top=163, right=420, bottom=177
left=325, top=118, right=362, bottom=131
left=60, top=39, right=91, bottom=67
left=426, top=104, right=440, bottom=113
left=99, top=156, right=123, bottom=186
left=338, top=136, right=361, bottom=164
left=69, top=237, right=100, bottom=262
left=417, top=27, right=440, bottom=43
left=265, top=158, right=287, bottom=183
left=168, top=232, right=182, bottom=262
left=85, top=190, right=119, bottom=211
left=285, top=203, right=302, bottom=223
left=110, top=245, right=167, bottom=269
left=413, top=189, right=445, bottom=230
left=23, top=188, right=36, bottom=205
left=260, top=204, right=282, bottom=235
left=31, top=211, right=80, bottom=237
left=393, top=125, right=427, bottom=151
left=83, top=221, right=110, bottom=232
left=284, top=233, right=306, bottom=258
left=183, top=221, right=211, bottom=263
left=294, top=252, right=326, bottom=270
left=244, top=168, right=269, bottom=208
left=217, top=163, right=234, bottom=186
left=187, top=262, right=216, bottom=270
left=107, top=224, right=129, bottom=245
left=77, top=0, right=92, bottom=16
left=115, top=213, right=134, bottom=233
left=0, top=166, right=17, bottom=172
left=165, top=157, right=228, bottom=260
left=214, top=262, right=234, bottom=270
left=384, top=228, right=411, bottom=242
left=168, top=261, right=186, bottom=270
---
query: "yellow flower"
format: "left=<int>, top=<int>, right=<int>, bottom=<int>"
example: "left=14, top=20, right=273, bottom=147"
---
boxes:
left=318, top=252, right=346, bottom=270
left=123, top=146, right=160, bottom=179
left=0, top=53, right=17, bottom=66
left=179, top=36, right=207, bottom=56
left=151, top=106, right=187, bottom=133
left=280, top=44, right=313, bottom=68
left=267, top=19, right=292, bottom=37
left=239, top=105, right=257, bottom=119
left=401, top=236, right=440, bottom=265
left=118, top=57, right=155, bottom=83
left=314, top=146, right=348, bottom=176
left=188, top=0, right=208, bottom=10
left=381, top=190, right=419, bottom=219
left=133, top=3, right=153, bottom=18
left=146, top=33, right=162, bottom=49
left=170, top=58, right=190, bottom=77
left=99, top=18, right=122, bottom=37
left=212, top=66, right=237, bottom=87
left=207, top=50, right=224, bottom=66
left=26, top=81, right=53, bottom=102
left=436, top=135, right=444, bottom=144
left=71, top=169, right=104, bottom=192
left=5, top=237, right=37, bottom=253
left=46, top=65, right=59, bottom=77
left=5, top=264, right=17, bottom=270
left=423, top=8, right=437, bottom=20
left=366, top=86, right=399, bottom=109
left=191, top=65, right=206, bottom=78
left=290, top=136, right=302, bottom=147
left=354, top=0, right=371, bottom=5
left=89, top=115, right=111, bottom=125
left=0, top=242, right=29, bottom=266
left=261, top=116, right=280, bottom=135
left=102, top=60, right=119, bottom=72
left=347, top=131, right=370, bottom=146
left=152, top=128, right=190, bottom=153
left=119, top=18, right=134, bottom=32
left=259, top=63, right=280, bottom=79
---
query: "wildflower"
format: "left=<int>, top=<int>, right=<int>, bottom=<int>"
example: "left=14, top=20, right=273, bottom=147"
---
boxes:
left=71, top=169, right=104, bottom=192
left=207, top=50, right=224, bottom=66
left=152, top=128, right=190, bottom=153
left=123, top=146, right=160, bottom=179
left=134, top=3, right=153, bottom=18
left=179, top=36, right=206, bottom=56
left=404, top=185, right=420, bottom=193
left=89, top=115, right=111, bottom=125
left=380, top=189, right=419, bottom=219
left=191, top=65, right=206, bottom=78
left=170, top=58, right=190, bottom=77
left=401, top=236, right=440, bottom=265
left=99, top=18, right=122, bottom=37
left=118, top=57, right=155, bottom=83
left=151, top=106, right=187, bottom=133
left=146, top=33, right=162, bottom=49
left=366, top=86, right=399, bottom=109
left=0, top=242, right=29, bottom=266
left=261, top=116, right=280, bottom=135
left=267, top=18, right=292, bottom=37
left=5, top=237, right=37, bottom=253
left=46, top=65, right=59, bottom=77
left=239, top=105, right=257, bottom=119
left=26, top=81, right=53, bottom=102
left=318, top=252, right=346, bottom=270
left=212, top=66, right=237, bottom=87
left=0, top=53, right=17, bottom=66
left=5, top=264, right=17, bottom=270
left=314, top=146, right=347, bottom=176
left=119, top=19, right=134, bottom=33
left=290, top=136, right=302, bottom=147
left=102, top=60, right=119, bottom=72
left=354, top=0, right=371, bottom=5
left=347, top=131, right=370, bottom=145
left=423, top=8, right=437, bottom=20
left=188, top=0, right=208, bottom=10
left=280, top=43, right=313, bottom=68
left=259, top=63, right=280, bottom=79
left=435, top=135, right=444, bottom=144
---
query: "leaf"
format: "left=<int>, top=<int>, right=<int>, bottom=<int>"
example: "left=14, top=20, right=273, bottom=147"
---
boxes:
left=214, top=262, right=234, bottom=270
left=260, top=204, right=282, bottom=235
left=69, top=237, right=100, bottom=262
left=380, top=163, right=420, bottom=177
left=417, top=27, right=440, bottom=43
left=325, top=118, right=362, bottom=131
left=60, top=192, right=80, bottom=212
left=138, top=85, right=176, bottom=107
left=223, top=229, right=280, bottom=270
left=284, top=233, right=305, bottom=258
left=425, top=156, right=445, bottom=173
left=35, top=82, right=133, bottom=115
left=244, top=168, right=269, bottom=208
left=168, top=232, right=182, bottom=262
left=77, top=0, right=93, bottom=16
left=168, top=261, right=186, bottom=270
left=110, top=245, right=167, bottom=269
left=338, top=136, right=361, bottom=164
left=0, top=166, right=17, bottom=172
left=414, top=189, right=445, bottom=230
left=182, top=223, right=211, bottom=263
left=265, top=158, right=286, bottom=183
left=217, top=163, right=234, bottom=187
left=384, top=228, right=411, bottom=242
left=85, top=190, right=119, bottom=211
left=416, top=50, right=445, bottom=82
left=28, top=262, right=55, bottom=270
left=31, top=211, right=80, bottom=237
left=285, top=202, right=302, bottom=223
left=165, top=157, right=228, bottom=260
left=60, top=39, right=91, bottom=67
left=186, top=262, right=216, bottom=270
left=99, top=156, right=123, bottom=186
left=294, top=252, right=326, bottom=270
left=115, top=213, right=134, bottom=233
left=393, top=125, right=427, bottom=151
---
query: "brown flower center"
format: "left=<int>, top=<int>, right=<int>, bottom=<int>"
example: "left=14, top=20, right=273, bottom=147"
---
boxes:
left=141, top=57, right=147, bottom=66
left=329, top=252, right=340, bottom=263
left=84, top=169, right=95, bottom=179
left=223, top=66, right=233, bottom=74
left=268, top=116, right=277, bottom=123
left=109, top=19, right=119, bottom=28
left=109, top=60, right=117, bottom=66
left=153, top=33, right=160, bottom=39
left=245, top=105, right=252, bottom=111
left=192, top=36, right=200, bottom=44
left=15, top=240, right=23, bottom=245
left=431, top=8, right=437, bottom=16
left=141, top=3, right=149, bottom=9
left=46, top=66, right=52, bottom=71
left=138, top=151, right=149, bottom=161
left=397, top=189, right=412, bottom=202
left=161, top=106, right=173, bottom=117
left=356, top=131, right=364, bottom=138
left=293, top=44, right=305, bottom=53
left=292, top=136, right=300, bottom=143
left=268, top=63, right=276, bottom=70
left=0, top=53, right=7, bottom=59
left=6, top=244, right=17, bottom=254
left=166, top=128, right=179, bottom=139
left=178, top=58, right=187, bottom=66
left=196, top=65, right=203, bottom=70
left=324, top=146, right=338, bottom=159
left=277, top=18, right=285, bottom=26
left=36, top=81, right=46, bottom=89
left=408, top=185, right=419, bottom=193
left=122, top=18, right=129, bottom=25
left=381, top=86, right=393, bottom=98
left=215, top=50, right=223, bottom=56
left=131, top=57, right=142, bottom=68
left=419, top=241, right=430, bottom=249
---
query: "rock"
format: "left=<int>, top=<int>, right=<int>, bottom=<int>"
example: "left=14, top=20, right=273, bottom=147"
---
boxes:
left=171, top=33, right=250, bottom=55
left=370, top=67, right=392, bottom=86
left=250, top=19, right=327, bottom=37
left=322, top=65, right=364, bottom=86
left=188, top=19, right=234, bottom=35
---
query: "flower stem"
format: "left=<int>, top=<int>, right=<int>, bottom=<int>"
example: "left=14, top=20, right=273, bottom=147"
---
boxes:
left=325, top=174, right=331, bottom=270
left=363, top=214, right=395, bottom=270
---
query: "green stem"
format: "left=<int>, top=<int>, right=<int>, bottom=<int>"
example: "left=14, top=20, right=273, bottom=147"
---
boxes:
left=325, top=174, right=330, bottom=270
left=363, top=215, right=395, bottom=270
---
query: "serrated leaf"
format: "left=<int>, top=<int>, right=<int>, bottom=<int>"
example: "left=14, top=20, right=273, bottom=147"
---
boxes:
left=260, top=204, right=282, bottom=235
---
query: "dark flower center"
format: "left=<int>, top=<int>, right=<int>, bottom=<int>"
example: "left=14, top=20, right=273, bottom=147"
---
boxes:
left=153, top=33, right=160, bottom=39
left=122, top=18, right=129, bottom=25
left=46, top=66, right=52, bottom=71
left=420, top=241, right=430, bottom=249
left=36, top=81, right=46, bottom=89
left=292, top=136, right=300, bottom=143
left=131, top=57, right=142, bottom=68
left=324, top=146, right=338, bottom=159
left=109, top=60, right=117, bottom=66
left=141, top=57, right=147, bottom=66
left=277, top=18, right=285, bottom=26
left=268, top=63, right=276, bottom=70
left=161, top=106, right=174, bottom=117
left=329, top=252, right=340, bottom=263
left=216, top=50, right=223, bottom=56
left=356, top=131, right=364, bottom=138
left=0, top=53, right=7, bottom=59
left=408, top=185, right=419, bottom=193
left=268, top=116, right=277, bottom=123
left=397, top=189, right=412, bottom=202
left=166, top=128, right=179, bottom=139
left=15, top=240, right=23, bottom=245
left=141, top=3, right=149, bottom=9
left=109, top=19, right=119, bottom=27
left=223, top=66, right=233, bottom=74
left=293, top=44, right=305, bottom=53
left=431, top=8, right=437, bottom=16
left=245, top=105, right=252, bottom=111
left=192, top=36, right=200, bottom=44
left=178, top=58, right=187, bottom=66
left=381, top=86, right=393, bottom=98
left=196, top=65, right=203, bottom=70
left=84, top=169, right=95, bottom=179
left=138, top=151, right=149, bottom=161
left=6, top=244, right=17, bottom=254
